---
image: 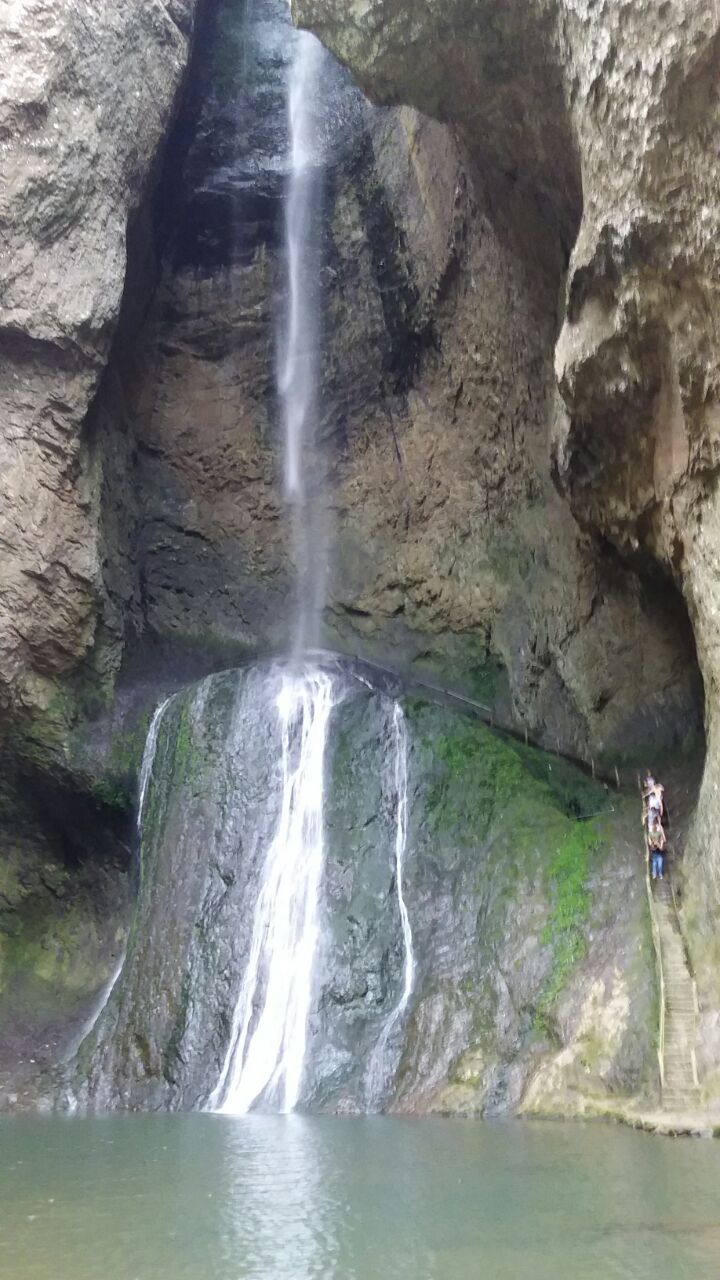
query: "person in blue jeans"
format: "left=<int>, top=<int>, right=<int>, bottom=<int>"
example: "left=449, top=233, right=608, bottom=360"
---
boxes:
left=648, top=817, right=666, bottom=880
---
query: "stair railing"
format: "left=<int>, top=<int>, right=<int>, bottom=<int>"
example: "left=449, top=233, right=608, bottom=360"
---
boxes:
left=645, top=851, right=666, bottom=1091
left=668, top=872, right=700, bottom=1090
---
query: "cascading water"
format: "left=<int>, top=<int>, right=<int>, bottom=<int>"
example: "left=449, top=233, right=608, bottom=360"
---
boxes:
left=136, top=696, right=174, bottom=833
left=365, top=703, right=415, bottom=1104
left=207, top=28, right=337, bottom=1116
left=68, top=696, right=173, bottom=1061
left=72, top=13, right=421, bottom=1116
left=203, top=24, right=415, bottom=1117
left=209, top=669, right=338, bottom=1114
left=278, top=29, right=327, bottom=652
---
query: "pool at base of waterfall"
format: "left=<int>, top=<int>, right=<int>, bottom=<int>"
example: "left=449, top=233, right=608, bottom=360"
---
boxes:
left=2, top=1115, right=719, bottom=1279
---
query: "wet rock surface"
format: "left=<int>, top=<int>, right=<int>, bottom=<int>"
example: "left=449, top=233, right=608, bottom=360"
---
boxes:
left=294, top=0, right=720, bottom=1112
left=289, top=0, right=717, bottom=1039
left=0, top=768, right=132, bottom=1111
left=0, top=0, right=717, bottom=1123
left=69, top=661, right=655, bottom=1117
left=104, top=0, right=702, bottom=772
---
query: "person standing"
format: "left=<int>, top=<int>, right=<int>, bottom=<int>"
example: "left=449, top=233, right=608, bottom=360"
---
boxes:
left=642, top=773, right=665, bottom=832
left=648, top=816, right=666, bottom=880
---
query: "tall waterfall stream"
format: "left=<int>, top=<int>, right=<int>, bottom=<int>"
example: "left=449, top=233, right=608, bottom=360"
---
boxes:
left=279, top=29, right=327, bottom=652
left=365, top=704, right=415, bottom=1105
left=78, top=21, right=416, bottom=1118
left=203, top=27, right=415, bottom=1114
left=209, top=670, right=339, bottom=1114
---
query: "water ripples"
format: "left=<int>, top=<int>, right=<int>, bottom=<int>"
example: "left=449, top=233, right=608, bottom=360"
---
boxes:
left=1, top=1115, right=719, bottom=1280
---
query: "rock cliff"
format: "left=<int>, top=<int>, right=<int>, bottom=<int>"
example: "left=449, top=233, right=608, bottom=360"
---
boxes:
left=103, top=0, right=701, bottom=769
left=0, top=0, right=701, bottom=768
left=73, top=662, right=655, bottom=1118
left=0, top=0, right=204, bottom=1098
left=294, top=0, right=720, bottom=1098
left=0, top=0, right=717, bottom=1119
left=0, top=0, right=203, bottom=718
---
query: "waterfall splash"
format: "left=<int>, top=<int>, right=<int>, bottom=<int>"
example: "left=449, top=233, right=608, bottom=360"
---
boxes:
left=278, top=30, right=327, bottom=650
left=365, top=703, right=415, bottom=1104
left=209, top=668, right=338, bottom=1114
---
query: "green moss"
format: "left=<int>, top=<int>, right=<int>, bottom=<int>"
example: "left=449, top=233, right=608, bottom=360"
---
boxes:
left=87, top=776, right=134, bottom=812
left=0, top=889, right=120, bottom=1018
left=511, top=744, right=609, bottom=819
left=132, top=690, right=209, bottom=900
left=420, top=715, right=610, bottom=861
left=8, top=678, right=78, bottom=772
left=171, top=701, right=202, bottom=783
left=406, top=702, right=613, bottom=1040
left=72, top=710, right=156, bottom=816
left=108, top=712, right=153, bottom=777
left=534, top=820, right=598, bottom=1036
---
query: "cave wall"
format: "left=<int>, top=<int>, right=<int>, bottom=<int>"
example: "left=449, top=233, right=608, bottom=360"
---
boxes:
left=0, top=0, right=208, bottom=1092
left=102, top=0, right=701, bottom=772
left=0, top=0, right=207, bottom=721
left=293, top=0, right=720, bottom=1081
left=0, top=0, right=700, bottom=777
left=0, top=0, right=715, bottom=1111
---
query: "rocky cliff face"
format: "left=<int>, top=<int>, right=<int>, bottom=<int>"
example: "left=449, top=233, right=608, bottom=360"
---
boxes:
left=0, top=0, right=716, bottom=1117
left=0, top=0, right=204, bottom=719
left=0, top=0, right=205, bottom=1098
left=98, top=0, right=701, bottom=772
left=294, top=0, right=720, bottom=1090
left=72, top=660, right=655, bottom=1118
left=0, top=0, right=700, bottom=770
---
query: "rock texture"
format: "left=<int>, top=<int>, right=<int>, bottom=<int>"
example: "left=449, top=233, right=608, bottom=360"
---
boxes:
left=110, top=0, right=701, bottom=770
left=72, top=660, right=656, bottom=1116
left=0, top=0, right=697, bottom=777
left=0, top=766, right=132, bottom=1110
left=1, top=0, right=716, bottom=1119
left=0, top=0, right=202, bottom=718
left=0, top=0, right=205, bottom=1104
left=294, top=0, right=720, bottom=1097
left=291, top=0, right=582, bottom=246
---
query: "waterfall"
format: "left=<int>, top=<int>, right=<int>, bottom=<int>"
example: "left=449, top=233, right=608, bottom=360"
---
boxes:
left=206, top=29, right=335, bottom=1117
left=137, top=696, right=174, bottom=836
left=365, top=703, right=415, bottom=1104
left=278, top=30, right=327, bottom=650
left=67, top=696, right=172, bottom=1060
left=209, top=668, right=338, bottom=1114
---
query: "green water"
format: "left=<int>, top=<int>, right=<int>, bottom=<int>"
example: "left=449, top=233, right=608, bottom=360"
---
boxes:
left=1, top=1115, right=719, bottom=1279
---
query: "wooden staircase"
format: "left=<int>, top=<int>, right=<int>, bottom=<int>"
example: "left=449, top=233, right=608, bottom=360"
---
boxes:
left=648, top=872, right=700, bottom=1110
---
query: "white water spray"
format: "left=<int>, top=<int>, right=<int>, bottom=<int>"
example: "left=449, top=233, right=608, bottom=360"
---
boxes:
left=278, top=31, right=327, bottom=650
left=365, top=703, right=415, bottom=1103
left=68, top=696, right=173, bottom=1060
left=279, top=32, right=323, bottom=501
left=137, top=696, right=174, bottom=835
left=210, top=669, right=337, bottom=1114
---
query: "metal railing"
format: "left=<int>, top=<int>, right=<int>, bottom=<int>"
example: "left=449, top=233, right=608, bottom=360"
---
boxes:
left=645, top=854, right=666, bottom=1090
left=668, top=876, right=700, bottom=1090
left=646, top=847, right=702, bottom=1097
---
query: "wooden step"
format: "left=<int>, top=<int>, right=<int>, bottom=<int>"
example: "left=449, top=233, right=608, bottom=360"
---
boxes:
left=647, top=860, right=701, bottom=1105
